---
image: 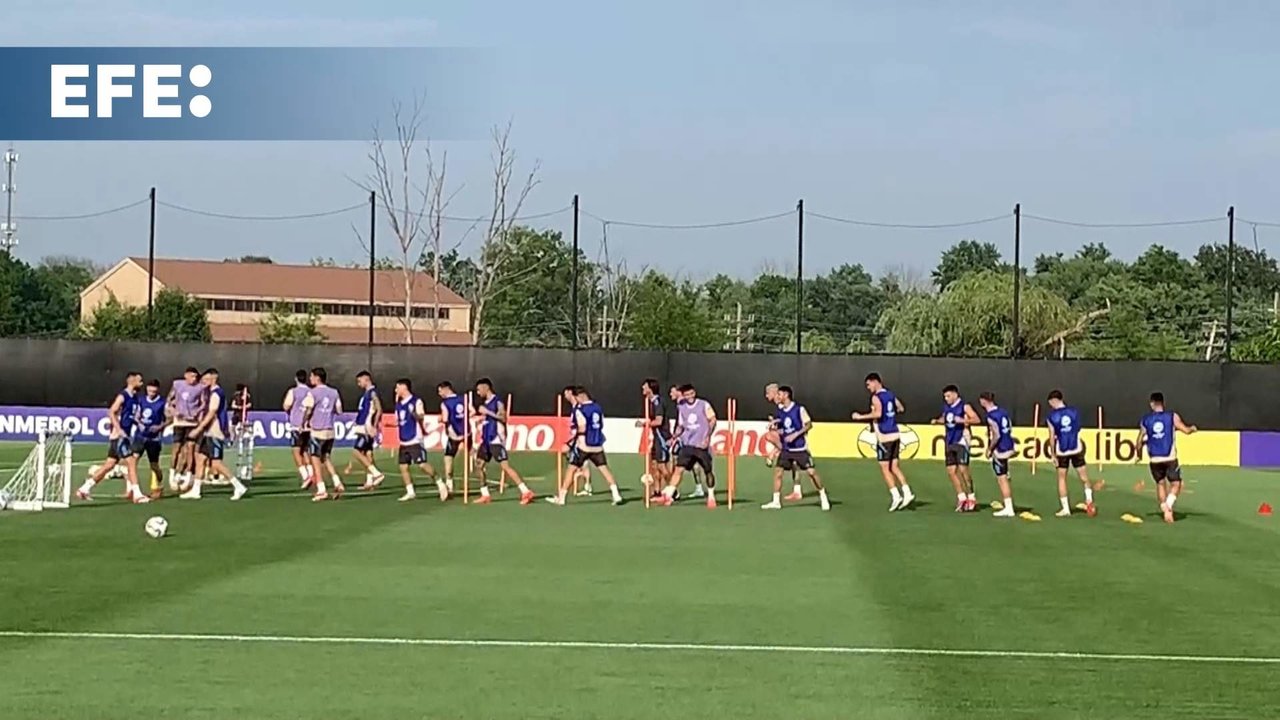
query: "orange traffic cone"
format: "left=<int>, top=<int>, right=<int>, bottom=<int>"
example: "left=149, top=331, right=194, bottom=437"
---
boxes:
left=1260, top=503, right=1273, bottom=517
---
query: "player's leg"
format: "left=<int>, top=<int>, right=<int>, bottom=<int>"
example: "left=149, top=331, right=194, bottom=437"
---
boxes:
left=418, top=459, right=449, bottom=501
left=209, top=440, right=247, bottom=500
left=1054, top=460, right=1072, bottom=516
left=992, top=457, right=1016, bottom=517
left=763, top=429, right=782, bottom=467
left=699, top=451, right=717, bottom=502
left=498, top=447, right=535, bottom=505
left=762, top=461, right=785, bottom=509
left=593, top=455, right=624, bottom=505
left=353, top=436, right=384, bottom=490
left=804, top=459, right=831, bottom=511
left=321, top=441, right=344, bottom=497
left=659, top=449, right=691, bottom=506
left=1074, top=460, right=1096, bottom=516
left=145, top=442, right=164, bottom=499
left=77, top=439, right=123, bottom=500
left=946, top=461, right=966, bottom=512
left=959, top=461, right=977, bottom=511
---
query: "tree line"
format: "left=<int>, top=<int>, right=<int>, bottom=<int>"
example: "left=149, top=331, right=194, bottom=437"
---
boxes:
left=5, top=230, right=1278, bottom=361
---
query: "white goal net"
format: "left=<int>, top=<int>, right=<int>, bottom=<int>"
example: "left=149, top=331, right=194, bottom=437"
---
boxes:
left=0, top=430, right=73, bottom=512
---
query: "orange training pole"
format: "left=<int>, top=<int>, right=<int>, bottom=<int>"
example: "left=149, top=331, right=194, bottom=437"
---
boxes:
left=1096, top=405, right=1106, bottom=487
left=643, top=395, right=652, bottom=509
left=727, top=397, right=736, bottom=510
left=1031, top=402, right=1041, bottom=476
left=556, top=394, right=564, bottom=499
left=500, top=393, right=512, bottom=494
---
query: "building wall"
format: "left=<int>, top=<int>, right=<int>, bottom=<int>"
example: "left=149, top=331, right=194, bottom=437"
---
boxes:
left=205, top=309, right=468, bottom=333
left=79, top=261, right=161, bottom=322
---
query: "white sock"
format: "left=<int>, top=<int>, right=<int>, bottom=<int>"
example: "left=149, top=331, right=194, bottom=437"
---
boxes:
left=1084, top=486, right=1094, bottom=503
left=792, top=483, right=802, bottom=495
left=369, top=466, right=382, bottom=478
left=298, top=466, right=310, bottom=481
left=517, top=482, right=531, bottom=494
left=966, top=493, right=976, bottom=502
left=331, top=472, right=342, bottom=485
left=890, top=487, right=902, bottom=502
left=957, top=493, right=966, bottom=502
left=1166, top=493, right=1178, bottom=509
left=772, top=491, right=781, bottom=504
left=663, top=485, right=675, bottom=498
left=480, top=486, right=491, bottom=498
left=232, top=477, right=246, bottom=492
left=1060, top=496, right=1070, bottom=512
left=404, top=484, right=416, bottom=496
left=818, top=488, right=829, bottom=502
left=78, top=479, right=94, bottom=494
left=557, top=489, right=567, bottom=502
left=1003, top=495, right=1013, bottom=508
left=315, top=479, right=327, bottom=493
left=901, top=484, right=913, bottom=496
left=167, top=469, right=175, bottom=483
left=190, top=475, right=202, bottom=491
left=610, top=485, right=622, bottom=501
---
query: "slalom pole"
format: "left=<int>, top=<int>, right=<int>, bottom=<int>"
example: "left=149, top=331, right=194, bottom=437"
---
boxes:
left=462, top=392, right=471, bottom=504
left=643, top=394, right=652, bottom=509
left=500, top=393, right=512, bottom=495
left=1031, top=402, right=1041, bottom=476
left=1096, top=405, right=1106, bottom=488
left=556, top=394, right=564, bottom=500
left=727, top=397, right=737, bottom=510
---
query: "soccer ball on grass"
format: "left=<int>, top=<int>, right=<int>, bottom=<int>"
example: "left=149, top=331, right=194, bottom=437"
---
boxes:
left=144, top=516, right=168, bottom=539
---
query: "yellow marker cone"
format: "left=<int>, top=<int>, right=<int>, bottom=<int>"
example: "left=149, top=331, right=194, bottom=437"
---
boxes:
left=990, top=500, right=1004, bottom=510
left=1075, top=503, right=1088, bottom=511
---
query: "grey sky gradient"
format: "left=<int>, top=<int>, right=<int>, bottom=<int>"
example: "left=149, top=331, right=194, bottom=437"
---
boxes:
left=4, top=0, right=1278, bottom=280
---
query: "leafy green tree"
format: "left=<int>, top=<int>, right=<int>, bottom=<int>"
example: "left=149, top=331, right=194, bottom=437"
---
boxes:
left=622, top=270, right=718, bottom=350
left=79, top=288, right=211, bottom=342
left=932, top=240, right=1004, bottom=290
left=233, top=255, right=274, bottom=264
left=804, top=263, right=884, bottom=350
left=475, top=227, right=595, bottom=347
left=421, top=248, right=481, bottom=305
left=782, top=329, right=839, bottom=353
left=257, top=303, right=325, bottom=344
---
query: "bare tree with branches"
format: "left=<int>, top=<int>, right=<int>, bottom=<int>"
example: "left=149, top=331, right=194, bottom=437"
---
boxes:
left=471, top=120, right=541, bottom=342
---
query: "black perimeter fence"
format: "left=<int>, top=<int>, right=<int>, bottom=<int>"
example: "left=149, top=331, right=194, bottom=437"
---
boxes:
left=1, top=338, right=1276, bottom=430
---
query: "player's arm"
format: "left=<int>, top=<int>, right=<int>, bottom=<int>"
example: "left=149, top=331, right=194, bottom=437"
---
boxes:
left=963, top=404, right=981, bottom=427
left=895, top=399, right=905, bottom=414
left=282, top=389, right=294, bottom=412
left=573, top=409, right=587, bottom=441
left=1134, top=425, right=1147, bottom=462
left=853, top=395, right=882, bottom=422
left=107, top=393, right=125, bottom=436
left=1045, top=418, right=1058, bottom=453
left=300, top=392, right=316, bottom=429
left=985, top=418, right=999, bottom=457
left=705, top=403, right=717, bottom=433
left=414, top=399, right=429, bottom=434
left=787, top=407, right=813, bottom=442
left=1173, top=413, right=1197, bottom=434
left=194, top=391, right=221, bottom=436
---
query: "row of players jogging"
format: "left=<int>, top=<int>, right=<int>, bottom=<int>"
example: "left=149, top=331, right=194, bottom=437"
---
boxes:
left=74, top=368, right=1197, bottom=522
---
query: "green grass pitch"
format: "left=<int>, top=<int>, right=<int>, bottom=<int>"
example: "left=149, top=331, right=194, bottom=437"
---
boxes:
left=1, top=441, right=1279, bottom=719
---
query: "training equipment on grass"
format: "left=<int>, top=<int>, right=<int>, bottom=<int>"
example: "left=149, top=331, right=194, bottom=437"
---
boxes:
left=462, top=392, right=473, bottom=504
left=234, top=386, right=255, bottom=482
left=1260, top=503, right=1273, bottom=517
left=144, top=515, right=168, bottom=538
left=1030, top=402, right=1040, bottom=475
left=0, top=430, right=72, bottom=512
left=726, top=397, right=737, bottom=509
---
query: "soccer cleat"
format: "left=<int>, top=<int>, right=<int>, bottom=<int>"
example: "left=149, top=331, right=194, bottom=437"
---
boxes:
left=333, top=482, right=346, bottom=499
left=964, top=499, right=977, bottom=512
left=445, top=479, right=455, bottom=494
left=656, top=494, right=674, bottom=507
left=1055, top=508, right=1071, bottom=518
left=1085, top=502, right=1097, bottom=518
left=75, top=489, right=92, bottom=502
left=954, top=498, right=966, bottom=513
left=179, top=489, right=201, bottom=501
left=398, top=491, right=416, bottom=503
left=994, top=506, right=1016, bottom=518
left=361, top=475, right=385, bottom=491
left=1162, top=505, right=1175, bottom=524
left=582, top=484, right=594, bottom=496
left=230, top=484, right=248, bottom=502
left=706, top=494, right=717, bottom=509
left=149, top=488, right=163, bottom=500
left=131, top=493, right=152, bottom=505
left=691, top=485, right=706, bottom=499
left=437, top=484, right=449, bottom=502
left=820, top=497, right=831, bottom=512
left=612, top=495, right=624, bottom=506
left=575, top=488, right=592, bottom=497
left=300, top=476, right=315, bottom=490
left=473, top=495, right=492, bottom=505
left=784, top=490, right=803, bottom=501
left=901, top=490, right=916, bottom=508
left=545, top=496, right=565, bottom=506
left=761, top=500, right=782, bottom=510
left=889, top=496, right=903, bottom=512
left=520, top=490, right=536, bottom=505
left=168, top=476, right=180, bottom=492
left=312, top=491, right=329, bottom=502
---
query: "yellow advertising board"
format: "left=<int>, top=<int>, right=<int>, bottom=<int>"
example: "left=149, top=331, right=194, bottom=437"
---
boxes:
left=808, top=422, right=1239, bottom=466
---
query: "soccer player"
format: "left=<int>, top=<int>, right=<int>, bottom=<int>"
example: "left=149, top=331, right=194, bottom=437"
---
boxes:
left=549, top=387, right=624, bottom=505
left=1137, top=392, right=1197, bottom=524
left=128, top=379, right=170, bottom=500
left=853, top=373, right=914, bottom=511
left=669, top=383, right=706, bottom=499
left=637, top=379, right=671, bottom=496
left=980, top=392, right=1017, bottom=518
left=436, top=381, right=467, bottom=494
left=282, top=369, right=314, bottom=489
left=658, top=384, right=717, bottom=508
left=301, top=367, right=345, bottom=502
left=932, top=385, right=981, bottom=512
left=168, top=367, right=206, bottom=492
left=763, top=383, right=784, bottom=469
left=184, top=368, right=248, bottom=501
left=77, top=371, right=147, bottom=503
left=390, top=379, right=446, bottom=502
left=1046, top=389, right=1094, bottom=517
left=351, top=371, right=387, bottom=491
left=562, top=385, right=592, bottom=496
left=472, top=378, right=536, bottom=505
left=761, top=385, right=830, bottom=511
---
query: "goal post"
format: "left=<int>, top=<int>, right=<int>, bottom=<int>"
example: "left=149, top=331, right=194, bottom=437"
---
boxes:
left=0, top=430, right=73, bottom=512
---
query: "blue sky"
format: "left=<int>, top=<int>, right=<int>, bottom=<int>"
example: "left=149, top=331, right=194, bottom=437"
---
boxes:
left=4, top=0, right=1280, bottom=279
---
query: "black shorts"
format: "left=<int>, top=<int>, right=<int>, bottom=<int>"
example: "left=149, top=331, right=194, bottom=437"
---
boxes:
left=399, top=444, right=427, bottom=466
left=173, top=425, right=195, bottom=445
left=201, top=437, right=225, bottom=461
left=876, top=440, right=901, bottom=463
left=291, top=430, right=311, bottom=450
left=676, top=445, right=713, bottom=473
left=444, top=438, right=462, bottom=457
left=1150, top=460, right=1182, bottom=482
left=649, top=438, right=671, bottom=464
left=107, top=437, right=132, bottom=461
left=570, top=450, right=607, bottom=468
left=132, top=438, right=162, bottom=464
left=944, top=443, right=970, bottom=467
left=778, top=449, right=814, bottom=471
left=990, top=455, right=1011, bottom=477
left=565, top=444, right=583, bottom=466
left=1055, top=454, right=1085, bottom=469
left=353, top=433, right=377, bottom=453
left=477, top=442, right=508, bottom=464
left=308, top=437, right=335, bottom=461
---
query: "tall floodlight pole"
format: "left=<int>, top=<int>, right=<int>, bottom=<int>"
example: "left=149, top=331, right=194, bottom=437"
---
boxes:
left=1, top=147, right=18, bottom=253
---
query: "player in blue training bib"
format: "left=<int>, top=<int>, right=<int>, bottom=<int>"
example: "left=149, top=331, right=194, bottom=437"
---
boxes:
left=852, top=372, right=914, bottom=512
left=932, top=384, right=980, bottom=512
left=1137, top=391, right=1197, bottom=524
left=1046, top=389, right=1095, bottom=518
left=979, top=391, right=1018, bottom=518
left=77, top=371, right=146, bottom=503
left=762, top=386, right=830, bottom=511
left=351, top=371, right=386, bottom=491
